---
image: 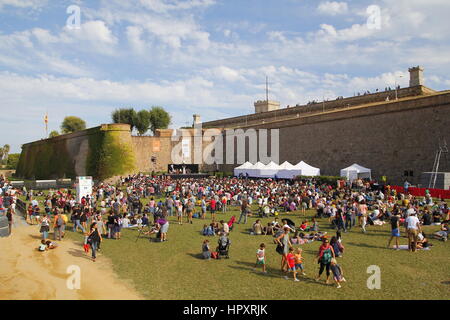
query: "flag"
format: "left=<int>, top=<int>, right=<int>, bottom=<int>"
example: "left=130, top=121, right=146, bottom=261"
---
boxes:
left=44, top=112, right=48, bottom=136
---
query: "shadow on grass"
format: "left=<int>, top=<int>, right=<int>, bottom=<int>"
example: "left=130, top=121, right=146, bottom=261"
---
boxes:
left=229, top=261, right=332, bottom=286
left=67, top=248, right=92, bottom=260
left=346, top=242, right=383, bottom=249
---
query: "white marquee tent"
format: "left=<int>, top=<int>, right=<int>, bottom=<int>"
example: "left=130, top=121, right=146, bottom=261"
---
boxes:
left=257, top=161, right=280, bottom=178
left=294, top=161, right=321, bottom=177
left=277, top=161, right=296, bottom=179
left=233, top=161, right=253, bottom=176
left=340, top=163, right=371, bottom=181
left=277, top=161, right=320, bottom=179
left=246, top=162, right=267, bottom=177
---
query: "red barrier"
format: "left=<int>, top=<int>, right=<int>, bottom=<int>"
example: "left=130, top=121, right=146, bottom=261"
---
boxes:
left=390, top=186, right=450, bottom=199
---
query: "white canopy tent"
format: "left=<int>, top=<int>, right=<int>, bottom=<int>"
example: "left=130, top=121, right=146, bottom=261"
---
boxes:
left=340, top=163, right=371, bottom=181
left=277, top=161, right=296, bottom=179
left=257, top=161, right=280, bottom=178
left=295, top=161, right=321, bottom=177
left=246, top=162, right=267, bottom=177
left=277, top=161, right=320, bottom=179
left=233, top=161, right=253, bottom=177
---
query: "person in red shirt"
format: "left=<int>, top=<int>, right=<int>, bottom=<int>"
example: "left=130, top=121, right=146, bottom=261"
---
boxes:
left=209, top=198, right=216, bottom=222
left=285, top=247, right=299, bottom=281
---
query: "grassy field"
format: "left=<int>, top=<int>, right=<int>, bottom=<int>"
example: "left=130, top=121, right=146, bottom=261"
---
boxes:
left=58, top=205, right=449, bottom=300
left=17, top=192, right=450, bottom=300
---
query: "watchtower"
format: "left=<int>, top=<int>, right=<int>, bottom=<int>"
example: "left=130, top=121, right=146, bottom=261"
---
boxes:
left=409, top=66, right=424, bottom=87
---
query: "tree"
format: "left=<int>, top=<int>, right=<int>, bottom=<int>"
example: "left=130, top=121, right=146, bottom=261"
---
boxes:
left=49, top=130, right=60, bottom=138
left=148, top=106, right=171, bottom=135
left=6, top=153, right=20, bottom=170
left=134, top=110, right=151, bottom=135
left=112, top=108, right=137, bottom=131
left=61, top=116, right=86, bottom=134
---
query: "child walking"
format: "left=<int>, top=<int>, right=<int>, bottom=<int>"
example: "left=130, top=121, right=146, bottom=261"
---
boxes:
left=294, top=248, right=306, bottom=276
left=330, top=258, right=346, bottom=288
left=285, top=247, right=299, bottom=281
left=254, top=243, right=267, bottom=273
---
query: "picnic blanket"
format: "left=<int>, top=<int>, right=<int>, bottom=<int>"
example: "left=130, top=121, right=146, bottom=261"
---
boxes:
left=393, top=245, right=430, bottom=251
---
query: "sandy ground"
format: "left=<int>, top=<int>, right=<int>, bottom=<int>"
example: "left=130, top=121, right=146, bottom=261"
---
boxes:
left=0, top=215, right=143, bottom=300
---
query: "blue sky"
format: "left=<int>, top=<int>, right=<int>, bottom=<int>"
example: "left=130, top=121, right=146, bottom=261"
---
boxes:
left=1, top=0, right=450, bottom=153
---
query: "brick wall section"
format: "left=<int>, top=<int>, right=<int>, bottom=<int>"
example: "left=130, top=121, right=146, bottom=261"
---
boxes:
left=215, top=91, right=450, bottom=185
left=203, top=86, right=434, bottom=129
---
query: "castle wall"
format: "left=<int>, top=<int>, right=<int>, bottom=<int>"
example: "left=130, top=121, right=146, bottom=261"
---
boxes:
left=216, top=92, right=450, bottom=186
left=16, top=124, right=136, bottom=180
left=203, top=86, right=434, bottom=129
left=131, top=130, right=174, bottom=173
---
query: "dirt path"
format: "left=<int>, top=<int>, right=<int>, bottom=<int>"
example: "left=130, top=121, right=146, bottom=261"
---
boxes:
left=0, top=216, right=143, bottom=300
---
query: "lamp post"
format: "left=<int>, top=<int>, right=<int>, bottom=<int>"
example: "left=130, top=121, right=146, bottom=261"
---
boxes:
left=394, top=74, right=404, bottom=100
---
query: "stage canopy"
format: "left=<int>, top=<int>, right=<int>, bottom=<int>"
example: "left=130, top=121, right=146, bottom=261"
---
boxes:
left=277, top=161, right=320, bottom=179
left=233, top=161, right=253, bottom=176
left=340, top=163, right=371, bottom=181
left=257, top=161, right=280, bottom=178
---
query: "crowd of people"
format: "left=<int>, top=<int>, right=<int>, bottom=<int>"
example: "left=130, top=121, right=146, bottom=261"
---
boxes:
left=1, top=173, right=449, bottom=287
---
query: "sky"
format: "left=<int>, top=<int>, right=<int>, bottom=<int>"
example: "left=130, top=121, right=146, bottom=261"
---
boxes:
left=1, top=0, right=450, bottom=153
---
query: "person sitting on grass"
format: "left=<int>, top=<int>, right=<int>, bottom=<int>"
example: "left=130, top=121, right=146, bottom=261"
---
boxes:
left=252, top=219, right=263, bottom=235
left=416, top=231, right=432, bottom=249
left=299, top=220, right=309, bottom=231
left=202, top=224, right=215, bottom=236
left=433, top=223, right=449, bottom=241
left=202, top=239, right=211, bottom=260
left=263, top=223, right=274, bottom=236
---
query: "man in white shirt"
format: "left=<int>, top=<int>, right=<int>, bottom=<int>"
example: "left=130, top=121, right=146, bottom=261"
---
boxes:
left=406, top=205, right=416, bottom=216
left=405, top=213, right=421, bottom=252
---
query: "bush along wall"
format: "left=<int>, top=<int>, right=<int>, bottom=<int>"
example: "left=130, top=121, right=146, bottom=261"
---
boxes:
left=16, top=138, right=75, bottom=180
left=17, top=124, right=136, bottom=181
left=86, top=125, right=136, bottom=180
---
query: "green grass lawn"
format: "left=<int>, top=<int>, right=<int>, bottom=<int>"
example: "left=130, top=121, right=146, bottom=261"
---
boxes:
left=58, top=205, right=449, bottom=300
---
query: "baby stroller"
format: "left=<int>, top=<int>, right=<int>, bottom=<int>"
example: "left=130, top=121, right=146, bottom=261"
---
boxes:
left=217, top=235, right=231, bottom=259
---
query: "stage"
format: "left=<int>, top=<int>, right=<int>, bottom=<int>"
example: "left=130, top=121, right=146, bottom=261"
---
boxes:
left=163, top=173, right=211, bottom=179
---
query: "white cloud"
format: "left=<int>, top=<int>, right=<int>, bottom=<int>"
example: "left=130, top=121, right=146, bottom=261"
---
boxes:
left=317, top=1, right=348, bottom=16
left=0, top=0, right=47, bottom=10
left=138, top=0, right=216, bottom=13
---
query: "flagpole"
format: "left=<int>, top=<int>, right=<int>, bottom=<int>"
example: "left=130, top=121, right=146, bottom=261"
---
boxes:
left=44, top=111, right=48, bottom=138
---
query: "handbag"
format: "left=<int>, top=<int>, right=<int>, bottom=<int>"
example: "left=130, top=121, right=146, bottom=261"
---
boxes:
left=276, top=243, right=284, bottom=255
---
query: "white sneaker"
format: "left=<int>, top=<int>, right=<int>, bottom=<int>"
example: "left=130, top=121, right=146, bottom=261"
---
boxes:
left=284, top=276, right=289, bottom=280
left=337, top=285, right=341, bottom=288
left=294, top=279, right=300, bottom=282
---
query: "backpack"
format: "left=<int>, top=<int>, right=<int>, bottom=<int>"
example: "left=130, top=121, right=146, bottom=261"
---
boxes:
left=321, top=248, right=332, bottom=264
